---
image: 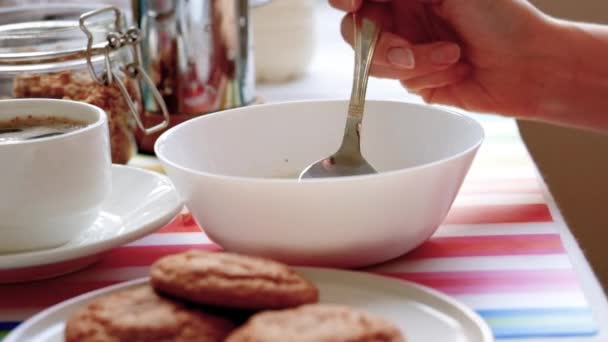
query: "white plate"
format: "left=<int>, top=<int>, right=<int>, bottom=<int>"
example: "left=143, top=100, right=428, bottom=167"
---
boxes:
left=0, top=165, right=183, bottom=283
left=4, top=268, right=493, bottom=342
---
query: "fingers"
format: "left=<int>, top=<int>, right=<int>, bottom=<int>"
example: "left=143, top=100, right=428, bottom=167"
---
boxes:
left=342, top=15, right=462, bottom=79
left=400, top=62, right=471, bottom=91
left=369, top=63, right=447, bottom=80
left=375, top=38, right=461, bottom=79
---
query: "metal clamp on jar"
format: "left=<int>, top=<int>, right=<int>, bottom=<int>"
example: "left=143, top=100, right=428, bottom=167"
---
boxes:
left=131, top=0, right=262, bottom=153
left=0, top=5, right=170, bottom=163
left=79, top=6, right=170, bottom=135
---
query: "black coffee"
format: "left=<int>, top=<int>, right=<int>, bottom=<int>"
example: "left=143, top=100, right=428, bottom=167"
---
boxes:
left=0, top=116, right=87, bottom=143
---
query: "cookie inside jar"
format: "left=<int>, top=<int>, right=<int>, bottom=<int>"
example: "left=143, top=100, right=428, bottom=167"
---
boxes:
left=12, top=71, right=138, bottom=164
left=0, top=5, right=169, bottom=164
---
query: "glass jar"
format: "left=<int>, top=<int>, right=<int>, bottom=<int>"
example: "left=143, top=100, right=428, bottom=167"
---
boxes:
left=0, top=5, right=169, bottom=164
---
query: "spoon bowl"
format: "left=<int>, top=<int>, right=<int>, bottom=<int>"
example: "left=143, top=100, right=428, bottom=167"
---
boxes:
left=299, top=14, right=380, bottom=179
left=299, top=116, right=376, bottom=178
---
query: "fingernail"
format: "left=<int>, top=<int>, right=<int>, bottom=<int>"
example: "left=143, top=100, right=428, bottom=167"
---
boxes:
left=387, top=47, right=415, bottom=69
left=431, top=44, right=460, bottom=64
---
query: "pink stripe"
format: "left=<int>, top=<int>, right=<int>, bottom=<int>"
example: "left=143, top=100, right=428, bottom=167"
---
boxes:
left=378, top=269, right=579, bottom=294
left=405, top=234, right=565, bottom=259
left=459, top=178, right=542, bottom=195
left=444, top=203, right=553, bottom=224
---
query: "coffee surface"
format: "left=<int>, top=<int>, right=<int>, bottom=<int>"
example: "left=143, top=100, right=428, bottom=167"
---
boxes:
left=0, top=116, right=87, bottom=143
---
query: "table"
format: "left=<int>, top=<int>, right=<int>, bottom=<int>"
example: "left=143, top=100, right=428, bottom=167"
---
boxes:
left=2, top=2, right=607, bottom=341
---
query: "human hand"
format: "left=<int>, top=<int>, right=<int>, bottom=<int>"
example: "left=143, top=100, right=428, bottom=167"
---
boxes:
left=330, top=0, right=562, bottom=118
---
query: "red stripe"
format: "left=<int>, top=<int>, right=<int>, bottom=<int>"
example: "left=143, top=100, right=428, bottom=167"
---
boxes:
left=444, top=203, right=553, bottom=224
left=405, top=234, right=565, bottom=259
left=95, top=244, right=220, bottom=268
left=378, top=269, right=578, bottom=294
left=0, top=254, right=100, bottom=284
left=88, top=233, right=566, bottom=270
left=86, top=234, right=565, bottom=271
left=156, top=214, right=202, bottom=233
left=0, top=269, right=577, bottom=310
left=97, top=234, right=565, bottom=269
left=0, top=281, right=120, bottom=309
left=0, top=246, right=218, bottom=309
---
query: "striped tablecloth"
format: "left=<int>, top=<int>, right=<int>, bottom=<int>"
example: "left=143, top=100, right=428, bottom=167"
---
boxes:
left=0, top=118, right=601, bottom=340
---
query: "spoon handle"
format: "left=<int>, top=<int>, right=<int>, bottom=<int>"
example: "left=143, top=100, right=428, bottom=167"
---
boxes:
left=348, top=14, right=381, bottom=119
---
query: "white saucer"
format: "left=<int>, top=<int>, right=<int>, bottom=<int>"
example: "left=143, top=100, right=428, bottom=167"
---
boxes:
left=0, top=165, right=183, bottom=283
left=4, top=268, right=493, bottom=342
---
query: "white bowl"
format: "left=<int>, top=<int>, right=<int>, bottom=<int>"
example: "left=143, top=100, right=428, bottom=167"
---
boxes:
left=155, top=100, right=484, bottom=268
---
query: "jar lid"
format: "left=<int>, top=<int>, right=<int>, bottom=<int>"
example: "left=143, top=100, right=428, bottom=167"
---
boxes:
left=0, top=5, right=124, bottom=69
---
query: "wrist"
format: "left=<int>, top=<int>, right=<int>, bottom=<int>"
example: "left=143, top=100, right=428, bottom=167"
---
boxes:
left=520, top=17, right=581, bottom=121
left=526, top=18, right=608, bottom=130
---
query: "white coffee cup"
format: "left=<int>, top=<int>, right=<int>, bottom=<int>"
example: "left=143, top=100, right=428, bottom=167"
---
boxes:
left=0, top=99, right=111, bottom=253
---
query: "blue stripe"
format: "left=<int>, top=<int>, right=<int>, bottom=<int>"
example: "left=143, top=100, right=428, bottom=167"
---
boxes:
left=493, top=328, right=598, bottom=339
left=478, top=307, right=595, bottom=317
left=477, top=308, right=599, bottom=339
left=0, top=309, right=601, bottom=340
left=0, top=322, right=19, bottom=330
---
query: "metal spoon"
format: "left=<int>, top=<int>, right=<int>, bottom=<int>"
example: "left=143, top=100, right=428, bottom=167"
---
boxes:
left=26, top=132, right=65, bottom=139
left=0, top=128, right=65, bottom=140
left=299, top=14, right=381, bottom=179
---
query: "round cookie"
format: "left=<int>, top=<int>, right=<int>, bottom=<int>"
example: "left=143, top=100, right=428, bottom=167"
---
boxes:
left=150, top=250, right=319, bottom=310
left=65, top=285, right=235, bottom=342
left=225, top=303, right=405, bottom=342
